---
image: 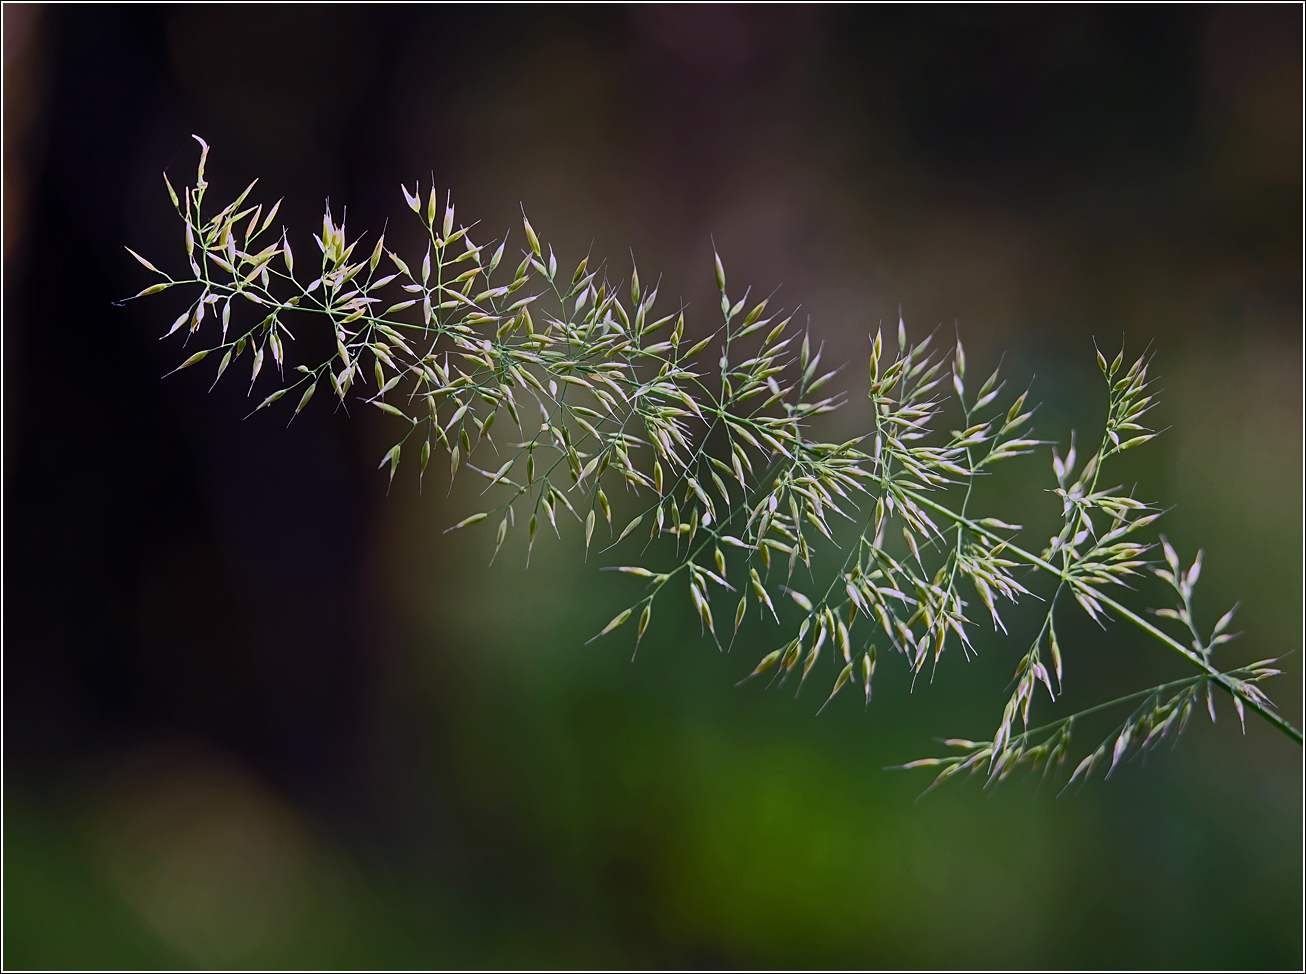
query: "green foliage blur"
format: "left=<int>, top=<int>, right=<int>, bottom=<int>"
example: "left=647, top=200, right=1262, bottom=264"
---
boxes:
left=5, top=6, right=1300, bottom=969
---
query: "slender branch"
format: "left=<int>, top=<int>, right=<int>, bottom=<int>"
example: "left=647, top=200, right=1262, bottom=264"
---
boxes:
left=903, top=488, right=1303, bottom=745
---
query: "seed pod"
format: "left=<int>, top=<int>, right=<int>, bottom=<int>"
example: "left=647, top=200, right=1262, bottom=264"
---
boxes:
left=209, top=349, right=234, bottom=390
left=294, top=381, right=317, bottom=416
left=523, top=215, right=540, bottom=257
left=446, top=511, right=488, bottom=532
left=254, top=387, right=286, bottom=411
left=737, top=648, right=782, bottom=685
left=698, top=597, right=714, bottom=635
left=595, top=608, right=631, bottom=639
left=741, top=299, right=767, bottom=328
left=373, top=402, right=408, bottom=420
left=862, top=646, right=876, bottom=705
left=799, top=638, right=822, bottom=691
left=177, top=348, right=209, bottom=370
left=125, top=247, right=160, bottom=274
left=616, top=515, right=642, bottom=544
left=749, top=568, right=777, bottom=621
left=817, top=660, right=856, bottom=715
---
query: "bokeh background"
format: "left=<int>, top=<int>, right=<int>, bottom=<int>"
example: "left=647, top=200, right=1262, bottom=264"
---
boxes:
left=4, top=4, right=1302, bottom=969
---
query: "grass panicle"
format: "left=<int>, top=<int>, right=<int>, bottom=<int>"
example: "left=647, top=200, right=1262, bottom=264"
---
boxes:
left=127, top=139, right=1301, bottom=790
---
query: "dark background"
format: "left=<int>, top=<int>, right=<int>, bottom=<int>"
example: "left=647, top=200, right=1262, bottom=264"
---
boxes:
left=4, top=4, right=1302, bottom=969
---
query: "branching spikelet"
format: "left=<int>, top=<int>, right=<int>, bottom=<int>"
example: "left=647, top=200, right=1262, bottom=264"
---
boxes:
left=127, top=140, right=1302, bottom=790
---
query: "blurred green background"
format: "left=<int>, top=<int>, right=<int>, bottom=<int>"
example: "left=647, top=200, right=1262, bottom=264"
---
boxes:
left=4, top=5, right=1300, bottom=969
